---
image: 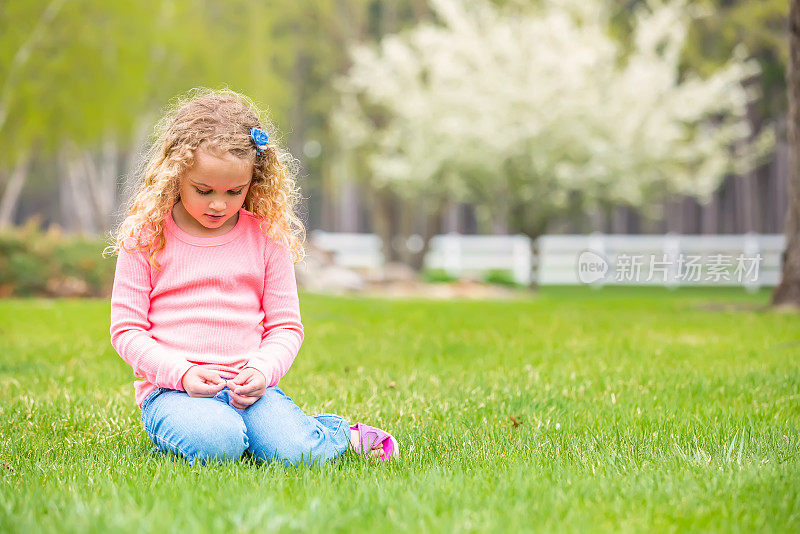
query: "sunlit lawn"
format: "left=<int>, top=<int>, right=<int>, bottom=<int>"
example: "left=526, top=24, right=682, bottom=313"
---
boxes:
left=0, top=287, right=798, bottom=532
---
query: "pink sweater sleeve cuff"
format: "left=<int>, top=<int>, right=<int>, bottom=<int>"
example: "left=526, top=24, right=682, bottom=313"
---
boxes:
left=244, top=362, right=279, bottom=387
left=163, top=358, right=194, bottom=391
left=244, top=342, right=297, bottom=387
left=128, top=341, right=195, bottom=391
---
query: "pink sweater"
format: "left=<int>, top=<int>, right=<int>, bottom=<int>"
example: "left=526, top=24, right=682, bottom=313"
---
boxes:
left=109, top=206, right=304, bottom=408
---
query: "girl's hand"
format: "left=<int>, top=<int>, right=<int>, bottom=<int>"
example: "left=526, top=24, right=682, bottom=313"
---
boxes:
left=181, top=366, right=226, bottom=397
left=227, top=368, right=266, bottom=410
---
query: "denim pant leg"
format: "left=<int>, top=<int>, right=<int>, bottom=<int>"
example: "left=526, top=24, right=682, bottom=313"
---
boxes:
left=140, top=388, right=249, bottom=465
left=238, top=386, right=351, bottom=466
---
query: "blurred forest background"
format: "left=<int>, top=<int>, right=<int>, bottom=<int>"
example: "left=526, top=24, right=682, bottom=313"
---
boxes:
left=0, top=0, right=790, bottom=249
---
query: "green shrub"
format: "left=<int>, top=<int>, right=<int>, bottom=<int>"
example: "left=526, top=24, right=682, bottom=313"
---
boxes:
left=0, top=222, right=115, bottom=297
left=54, top=239, right=116, bottom=295
left=483, top=269, right=522, bottom=287
left=423, top=268, right=460, bottom=283
left=7, top=251, right=51, bottom=296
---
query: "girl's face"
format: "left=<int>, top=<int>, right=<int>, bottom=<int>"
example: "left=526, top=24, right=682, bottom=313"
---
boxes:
left=175, top=147, right=253, bottom=237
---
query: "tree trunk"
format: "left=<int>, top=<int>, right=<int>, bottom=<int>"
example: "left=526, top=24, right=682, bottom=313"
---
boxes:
left=701, top=189, right=720, bottom=234
left=407, top=196, right=445, bottom=272
left=82, top=135, right=118, bottom=233
left=514, top=201, right=551, bottom=242
left=338, top=179, right=360, bottom=232
left=772, top=0, right=800, bottom=308
left=397, top=198, right=415, bottom=267
left=289, top=39, right=310, bottom=170
left=113, top=113, right=157, bottom=228
left=61, top=147, right=98, bottom=235
left=0, top=150, right=32, bottom=229
left=491, top=187, right=509, bottom=235
left=370, top=186, right=401, bottom=263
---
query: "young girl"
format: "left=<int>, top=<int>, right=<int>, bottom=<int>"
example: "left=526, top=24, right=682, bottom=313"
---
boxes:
left=106, top=88, right=398, bottom=466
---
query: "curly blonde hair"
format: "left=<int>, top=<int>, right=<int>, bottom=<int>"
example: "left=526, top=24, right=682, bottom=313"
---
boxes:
left=103, top=88, right=305, bottom=269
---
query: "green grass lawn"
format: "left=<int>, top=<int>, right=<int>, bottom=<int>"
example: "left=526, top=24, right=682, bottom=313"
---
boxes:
left=0, top=287, right=798, bottom=532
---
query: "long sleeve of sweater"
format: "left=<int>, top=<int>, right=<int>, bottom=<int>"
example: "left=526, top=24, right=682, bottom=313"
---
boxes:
left=243, top=245, right=305, bottom=387
left=109, top=241, right=193, bottom=391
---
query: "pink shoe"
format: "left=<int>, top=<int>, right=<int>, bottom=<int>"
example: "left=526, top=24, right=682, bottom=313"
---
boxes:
left=350, top=422, right=399, bottom=460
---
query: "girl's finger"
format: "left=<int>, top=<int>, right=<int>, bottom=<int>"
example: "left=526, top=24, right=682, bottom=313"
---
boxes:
left=194, top=383, right=223, bottom=397
left=227, top=389, right=253, bottom=406
left=231, top=374, right=253, bottom=386
left=200, top=371, right=224, bottom=384
left=234, top=384, right=260, bottom=396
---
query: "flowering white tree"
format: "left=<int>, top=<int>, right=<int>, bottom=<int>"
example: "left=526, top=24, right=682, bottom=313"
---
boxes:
left=333, top=0, right=772, bottom=249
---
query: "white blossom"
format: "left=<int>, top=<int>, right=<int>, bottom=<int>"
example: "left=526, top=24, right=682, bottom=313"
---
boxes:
left=332, top=0, right=772, bottom=218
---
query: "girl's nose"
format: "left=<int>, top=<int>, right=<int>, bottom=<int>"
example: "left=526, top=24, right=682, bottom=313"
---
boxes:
left=210, top=199, right=226, bottom=211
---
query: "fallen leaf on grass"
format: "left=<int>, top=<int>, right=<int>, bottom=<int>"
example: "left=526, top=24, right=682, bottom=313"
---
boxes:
left=509, top=416, right=523, bottom=428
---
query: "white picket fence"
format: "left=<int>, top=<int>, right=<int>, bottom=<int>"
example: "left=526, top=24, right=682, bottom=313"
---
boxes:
left=310, top=231, right=385, bottom=270
left=311, top=231, right=533, bottom=284
left=310, top=230, right=786, bottom=288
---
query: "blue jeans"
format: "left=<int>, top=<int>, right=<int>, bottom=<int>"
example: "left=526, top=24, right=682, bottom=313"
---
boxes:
left=139, top=385, right=351, bottom=466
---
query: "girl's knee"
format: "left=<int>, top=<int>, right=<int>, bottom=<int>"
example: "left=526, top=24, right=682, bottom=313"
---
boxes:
left=257, top=386, right=290, bottom=407
left=254, top=426, right=337, bottom=466
left=184, top=418, right=249, bottom=463
left=284, top=428, right=328, bottom=465
left=243, top=389, right=349, bottom=466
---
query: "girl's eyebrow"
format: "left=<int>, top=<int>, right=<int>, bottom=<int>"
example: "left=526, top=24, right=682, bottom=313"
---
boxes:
left=192, top=181, right=250, bottom=189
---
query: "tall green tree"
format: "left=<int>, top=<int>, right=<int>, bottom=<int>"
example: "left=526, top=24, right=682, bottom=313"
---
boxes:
left=681, top=0, right=788, bottom=121
left=1, top=0, right=298, bottom=231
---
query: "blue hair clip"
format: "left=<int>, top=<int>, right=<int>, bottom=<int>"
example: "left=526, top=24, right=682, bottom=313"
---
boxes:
left=250, top=127, right=269, bottom=155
